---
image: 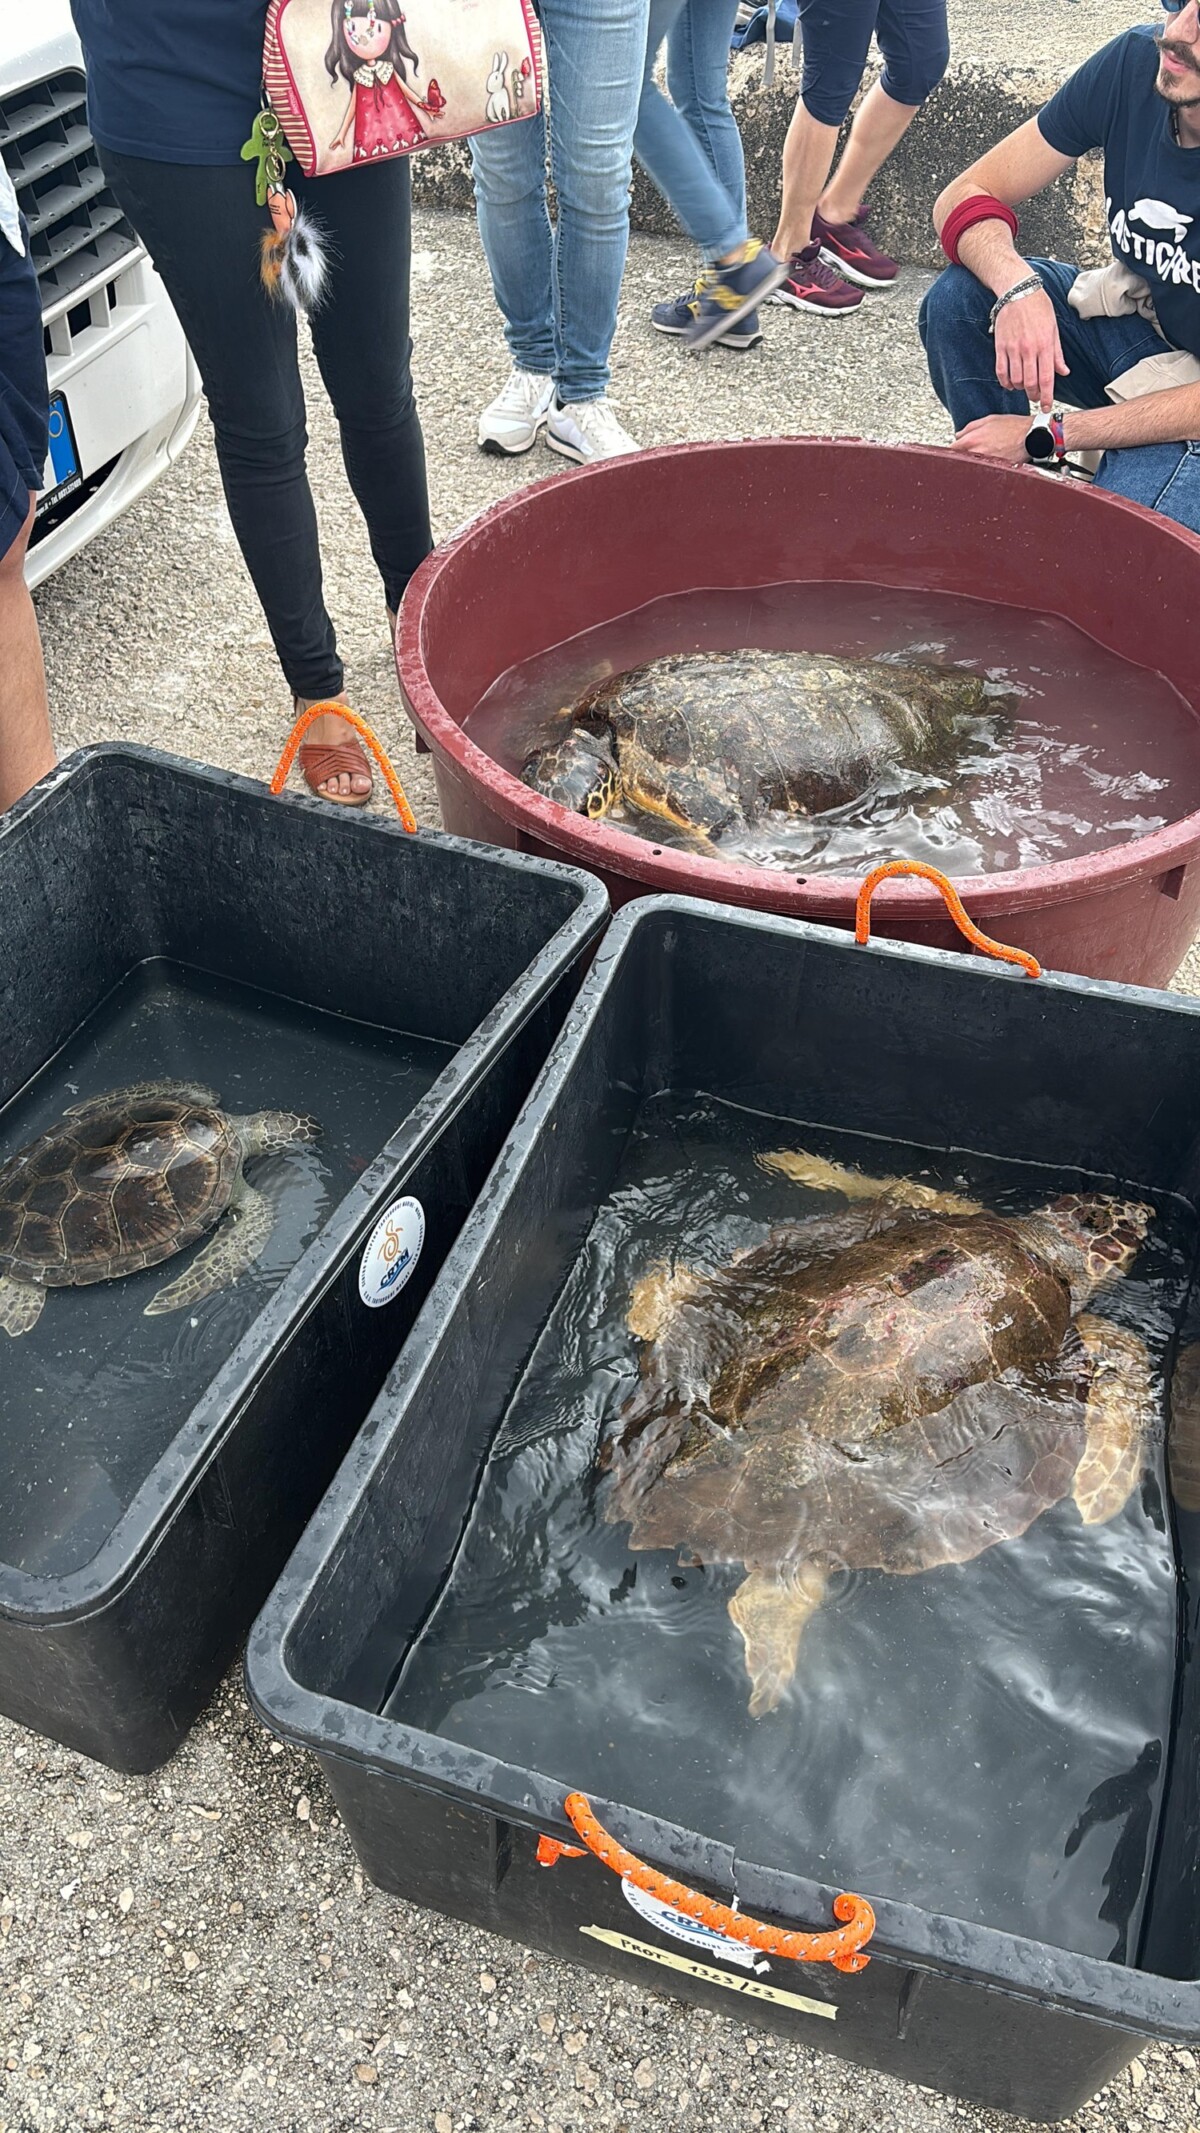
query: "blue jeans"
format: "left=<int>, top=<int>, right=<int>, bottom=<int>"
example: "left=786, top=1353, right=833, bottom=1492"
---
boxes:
left=920, top=258, right=1200, bottom=536
left=635, top=0, right=746, bottom=260
left=470, top=0, right=649, bottom=402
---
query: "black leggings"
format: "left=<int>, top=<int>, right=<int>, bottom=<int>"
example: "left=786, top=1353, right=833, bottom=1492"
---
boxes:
left=101, top=151, right=432, bottom=701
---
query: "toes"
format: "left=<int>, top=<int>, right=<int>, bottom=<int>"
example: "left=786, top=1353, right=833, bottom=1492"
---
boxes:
left=317, top=770, right=370, bottom=798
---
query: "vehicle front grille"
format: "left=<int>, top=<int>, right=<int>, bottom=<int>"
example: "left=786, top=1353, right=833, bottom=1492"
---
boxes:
left=0, top=69, right=139, bottom=311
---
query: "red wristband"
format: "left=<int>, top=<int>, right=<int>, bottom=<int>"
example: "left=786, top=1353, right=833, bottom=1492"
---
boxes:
left=941, top=194, right=1020, bottom=267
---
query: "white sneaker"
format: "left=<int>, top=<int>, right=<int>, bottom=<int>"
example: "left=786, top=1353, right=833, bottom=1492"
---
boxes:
left=478, top=367, right=556, bottom=456
left=546, top=397, right=642, bottom=465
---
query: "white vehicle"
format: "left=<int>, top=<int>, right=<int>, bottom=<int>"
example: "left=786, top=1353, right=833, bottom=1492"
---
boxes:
left=2, top=1, right=201, bottom=587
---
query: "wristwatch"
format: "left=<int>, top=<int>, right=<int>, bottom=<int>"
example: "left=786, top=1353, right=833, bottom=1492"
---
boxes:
left=1024, top=412, right=1066, bottom=466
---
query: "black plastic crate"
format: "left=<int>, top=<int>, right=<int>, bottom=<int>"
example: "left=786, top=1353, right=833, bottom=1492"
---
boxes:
left=248, top=895, right=1200, bottom=2123
left=0, top=746, right=606, bottom=1771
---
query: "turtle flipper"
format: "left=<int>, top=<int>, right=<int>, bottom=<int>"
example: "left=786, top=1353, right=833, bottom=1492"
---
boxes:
left=1072, top=1313, right=1154, bottom=1525
left=144, top=1177, right=274, bottom=1317
left=757, top=1148, right=982, bottom=1217
left=65, top=1080, right=220, bottom=1119
left=0, top=1274, right=45, bottom=1338
left=728, top=1564, right=827, bottom=1719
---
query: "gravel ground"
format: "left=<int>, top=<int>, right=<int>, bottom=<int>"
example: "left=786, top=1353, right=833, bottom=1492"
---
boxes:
left=944, top=0, right=1150, bottom=66
left=11, top=208, right=1200, bottom=2133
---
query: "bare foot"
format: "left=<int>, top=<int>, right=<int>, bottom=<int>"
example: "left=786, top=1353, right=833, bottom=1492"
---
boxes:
left=296, top=696, right=371, bottom=801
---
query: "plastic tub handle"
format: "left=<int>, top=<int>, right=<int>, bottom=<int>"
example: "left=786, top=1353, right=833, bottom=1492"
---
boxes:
left=271, top=701, right=419, bottom=832
left=854, top=861, right=1041, bottom=978
left=537, top=1791, right=876, bottom=1973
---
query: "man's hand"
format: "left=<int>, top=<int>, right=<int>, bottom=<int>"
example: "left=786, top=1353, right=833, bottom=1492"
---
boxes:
left=993, top=286, right=1069, bottom=411
left=952, top=415, right=1034, bottom=464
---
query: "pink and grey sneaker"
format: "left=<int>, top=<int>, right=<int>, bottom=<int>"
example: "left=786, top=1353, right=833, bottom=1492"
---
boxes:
left=811, top=203, right=898, bottom=289
left=771, top=242, right=863, bottom=316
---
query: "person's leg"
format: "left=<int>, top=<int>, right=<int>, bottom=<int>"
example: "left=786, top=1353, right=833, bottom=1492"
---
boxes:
left=303, top=159, right=431, bottom=629
left=0, top=223, right=53, bottom=812
left=635, top=0, right=746, bottom=259
left=814, top=85, right=915, bottom=226
left=0, top=499, right=53, bottom=813
left=544, top=0, right=650, bottom=405
left=772, top=0, right=874, bottom=260
left=1095, top=441, right=1200, bottom=535
left=99, top=154, right=345, bottom=741
left=469, top=107, right=557, bottom=379
left=818, top=0, right=949, bottom=225
left=667, top=0, right=746, bottom=221
left=920, top=260, right=1166, bottom=429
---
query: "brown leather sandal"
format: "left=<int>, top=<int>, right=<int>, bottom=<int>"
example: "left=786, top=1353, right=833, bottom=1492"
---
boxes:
left=297, top=735, right=374, bottom=808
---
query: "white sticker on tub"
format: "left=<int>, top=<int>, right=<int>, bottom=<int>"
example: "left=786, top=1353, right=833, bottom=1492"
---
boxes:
left=358, top=1197, right=425, bottom=1309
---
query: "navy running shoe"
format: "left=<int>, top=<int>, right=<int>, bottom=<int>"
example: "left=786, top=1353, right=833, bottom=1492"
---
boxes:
left=684, top=240, right=787, bottom=350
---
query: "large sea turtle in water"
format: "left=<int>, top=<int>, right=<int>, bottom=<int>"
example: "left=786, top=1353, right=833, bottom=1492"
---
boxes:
left=0, top=1080, right=318, bottom=1337
left=600, top=1152, right=1156, bottom=1717
left=523, top=648, right=1006, bottom=846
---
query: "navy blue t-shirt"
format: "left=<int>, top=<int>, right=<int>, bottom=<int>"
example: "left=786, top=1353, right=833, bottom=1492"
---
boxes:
left=1039, top=25, right=1200, bottom=359
left=70, top=1, right=267, bottom=165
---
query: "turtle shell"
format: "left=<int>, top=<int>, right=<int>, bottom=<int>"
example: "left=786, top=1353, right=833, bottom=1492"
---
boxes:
left=0, top=1095, right=239, bottom=1291
left=573, top=648, right=994, bottom=824
left=603, top=1208, right=1094, bottom=1580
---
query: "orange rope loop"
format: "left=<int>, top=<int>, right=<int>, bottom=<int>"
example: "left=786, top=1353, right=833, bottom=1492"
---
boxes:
left=270, top=701, right=418, bottom=832
left=854, top=860, right=1041, bottom=978
left=538, top=1792, right=875, bottom=1973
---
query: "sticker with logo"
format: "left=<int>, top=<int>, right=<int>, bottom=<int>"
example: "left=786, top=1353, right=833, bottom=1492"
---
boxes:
left=620, top=1877, right=771, bottom=1975
left=358, top=1196, right=425, bottom=1309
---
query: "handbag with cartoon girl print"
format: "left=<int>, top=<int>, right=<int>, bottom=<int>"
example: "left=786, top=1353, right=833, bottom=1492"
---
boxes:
left=248, top=0, right=542, bottom=309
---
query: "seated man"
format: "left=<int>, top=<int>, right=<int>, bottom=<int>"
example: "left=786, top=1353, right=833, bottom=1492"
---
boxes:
left=919, top=1, right=1200, bottom=531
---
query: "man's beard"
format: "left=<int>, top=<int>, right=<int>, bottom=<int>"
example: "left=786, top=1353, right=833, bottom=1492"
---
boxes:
left=1156, top=30, right=1200, bottom=107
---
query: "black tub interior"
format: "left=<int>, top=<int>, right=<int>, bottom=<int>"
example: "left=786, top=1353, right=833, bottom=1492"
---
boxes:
left=281, top=903, right=1200, bottom=1991
left=0, top=750, right=589, bottom=1583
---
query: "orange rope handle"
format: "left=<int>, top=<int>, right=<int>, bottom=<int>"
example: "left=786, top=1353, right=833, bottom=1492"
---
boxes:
left=538, top=1792, right=875, bottom=1973
left=854, top=861, right=1041, bottom=978
left=269, top=701, right=418, bottom=833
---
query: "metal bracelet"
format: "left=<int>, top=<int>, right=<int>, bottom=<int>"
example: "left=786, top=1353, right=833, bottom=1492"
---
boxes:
left=988, top=275, right=1045, bottom=333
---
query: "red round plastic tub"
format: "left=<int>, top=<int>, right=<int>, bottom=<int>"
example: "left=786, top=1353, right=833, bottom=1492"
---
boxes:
left=397, top=437, right=1200, bottom=984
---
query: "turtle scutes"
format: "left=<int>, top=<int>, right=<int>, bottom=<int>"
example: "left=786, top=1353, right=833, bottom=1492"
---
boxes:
left=0, top=1080, right=319, bottom=1337
left=600, top=1155, right=1156, bottom=1719
left=523, top=647, right=1006, bottom=847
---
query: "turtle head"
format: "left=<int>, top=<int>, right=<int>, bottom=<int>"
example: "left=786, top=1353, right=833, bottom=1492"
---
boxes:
left=1038, top=1193, right=1152, bottom=1302
left=523, top=729, right=620, bottom=819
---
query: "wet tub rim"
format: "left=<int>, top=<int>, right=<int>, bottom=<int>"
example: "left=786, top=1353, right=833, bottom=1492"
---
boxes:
left=396, top=435, right=1200, bottom=921
left=246, top=893, right=1200, bottom=2045
left=0, top=743, right=608, bottom=1627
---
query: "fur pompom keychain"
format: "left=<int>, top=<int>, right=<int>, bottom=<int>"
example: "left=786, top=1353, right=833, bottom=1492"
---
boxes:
left=241, top=107, right=330, bottom=315
left=260, top=184, right=330, bottom=313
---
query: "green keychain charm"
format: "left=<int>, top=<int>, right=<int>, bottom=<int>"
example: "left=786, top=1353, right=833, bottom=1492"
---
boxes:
left=240, top=108, right=294, bottom=208
left=241, top=103, right=328, bottom=314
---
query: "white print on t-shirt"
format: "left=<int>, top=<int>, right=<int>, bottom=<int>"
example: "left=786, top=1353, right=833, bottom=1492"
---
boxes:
left=1130, top=196, right=1193, bottom=240
left=1108, top=195, right=1200, bottom=292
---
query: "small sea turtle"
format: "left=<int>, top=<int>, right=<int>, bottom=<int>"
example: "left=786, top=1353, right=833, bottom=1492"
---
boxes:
left=0, top=1081, right=319, bottom=1338
left=523, top=648, right=1003, bottom=846
left=601, top=1152, right=1156, bottom=1718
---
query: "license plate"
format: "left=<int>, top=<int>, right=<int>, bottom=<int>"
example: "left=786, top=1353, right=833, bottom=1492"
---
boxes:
left=36, top=392, right=82, bottom=518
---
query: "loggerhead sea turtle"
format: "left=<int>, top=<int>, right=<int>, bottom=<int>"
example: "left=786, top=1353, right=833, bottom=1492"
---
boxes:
left=522, top=648, right=1006, bottom=847
left=600, top=1151, right=1156, bottom=1718
left=0, top=1080, right=319, bottom=1338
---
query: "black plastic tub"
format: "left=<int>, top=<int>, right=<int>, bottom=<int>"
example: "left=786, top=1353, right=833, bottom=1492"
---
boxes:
left=249, top=896, right=1200, bottom=2123
left=0, top=745, right=606, bottom=1772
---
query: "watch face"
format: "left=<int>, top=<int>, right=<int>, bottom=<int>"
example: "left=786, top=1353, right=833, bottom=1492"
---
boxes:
left=1025, top=425, right=1054, bottom=461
